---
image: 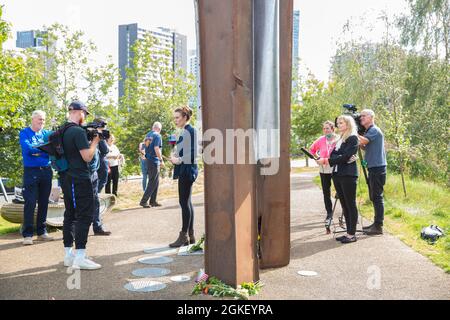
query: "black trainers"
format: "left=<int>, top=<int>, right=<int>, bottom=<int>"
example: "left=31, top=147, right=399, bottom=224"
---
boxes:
left=150, top=202, right=162, bottom=207
left=335, top=235, right=346, bottom=241
left=140, top=203, right=151, bottom=208
left=94, top=229, right=112, bottom=236
left=364, top=224, right=383, bottom=236
left=340, top=236, right=357, bottom=244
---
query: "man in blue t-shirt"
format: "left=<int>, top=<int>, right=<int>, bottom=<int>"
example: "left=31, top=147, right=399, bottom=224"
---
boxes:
left=358, top=109, right=387, bottom=236
left=19, top=110, right=54, bottom=245
left=139, top=122, right=164, bottom=208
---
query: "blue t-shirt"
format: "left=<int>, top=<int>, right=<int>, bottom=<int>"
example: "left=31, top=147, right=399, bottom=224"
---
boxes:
left=19, top=127, right=51, bottom=168
left=144, top=131, right=162, bottom=166
left=364, top=125, right=387, bottom=169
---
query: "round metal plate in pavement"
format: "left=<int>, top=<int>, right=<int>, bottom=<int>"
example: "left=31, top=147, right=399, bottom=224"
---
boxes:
left=138, top=256, right=174, bottom=265
left=143, top=247, right=178, bottom=255
left=124, top=280, right=166, bottom=292
left=132, top=267, right=171, bottom=278
left=170, top=275, right=191, bottom=283
left=297, top=270, right=318, bottom=277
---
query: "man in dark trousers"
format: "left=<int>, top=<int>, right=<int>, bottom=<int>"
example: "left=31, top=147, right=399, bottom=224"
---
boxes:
left=62, top=101, right=101, bottom=270
left=88, top=119, right=111, bottom=236
left=95, top=118, right=109, bottom=194
left=139, top=122, right=164, bottom=208
left=358, top=109, right=387, bottom=235
left=19, top=110, right=54, bottom=245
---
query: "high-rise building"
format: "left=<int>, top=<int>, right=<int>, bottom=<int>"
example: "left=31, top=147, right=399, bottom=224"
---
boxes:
left=188, top=49, right=200, bottom=109
left=188, top=49, right=199, bottom=81
left=16, top=30, right=46, bottom=49
left=292, top=10, right=300, bottom=103
left=118, top=23, right=188, bottom=100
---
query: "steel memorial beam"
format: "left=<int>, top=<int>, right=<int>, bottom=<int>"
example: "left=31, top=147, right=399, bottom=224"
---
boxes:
left=198, top=0, right=293, bottom=285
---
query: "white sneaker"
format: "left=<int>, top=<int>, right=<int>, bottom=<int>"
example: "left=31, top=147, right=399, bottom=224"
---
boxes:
left=37, top=233, right=54, bottom=241
left=72, top=257, right=102, bottom=270
left=23, top=237, right=33, bottom=245
left=64, top=255, right=75, bottom=267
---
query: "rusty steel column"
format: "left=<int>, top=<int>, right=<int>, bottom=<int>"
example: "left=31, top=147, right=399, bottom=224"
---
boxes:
left=198, top=0, right=259, bottom=286
left=258, top=0, right=293, bottom=269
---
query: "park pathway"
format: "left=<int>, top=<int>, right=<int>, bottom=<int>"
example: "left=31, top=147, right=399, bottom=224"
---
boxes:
left=0, top=173, right=449, bottom=299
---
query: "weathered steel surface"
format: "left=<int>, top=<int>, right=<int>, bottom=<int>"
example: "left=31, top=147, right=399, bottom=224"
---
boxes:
left=198, top=0, right=259, bottom=286
left=258, top=0, right=293, bottom=269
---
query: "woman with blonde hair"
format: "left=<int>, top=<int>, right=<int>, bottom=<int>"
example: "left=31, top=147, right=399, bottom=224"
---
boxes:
left=316, top=115, right=359, bottom=243
left=310, top=120, right=339, bottom=225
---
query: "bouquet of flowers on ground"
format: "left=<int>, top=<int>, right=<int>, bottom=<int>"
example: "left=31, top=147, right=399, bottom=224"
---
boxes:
left=189, top=234, right=205, bottom=253
left=192, top=269, right=263, bottom=300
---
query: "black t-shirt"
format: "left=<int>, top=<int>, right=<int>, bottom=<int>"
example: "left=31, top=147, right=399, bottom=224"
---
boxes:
left=62, top=123, right=90, bottom=179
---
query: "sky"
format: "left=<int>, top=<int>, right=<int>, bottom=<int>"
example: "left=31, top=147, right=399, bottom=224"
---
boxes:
left=2, top=0, right=408, bottom=81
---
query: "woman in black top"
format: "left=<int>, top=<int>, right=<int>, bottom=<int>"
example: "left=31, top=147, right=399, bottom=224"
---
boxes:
left=169, top=106, right=199, bottom=248
left=317, top=115, right=359, bottom=243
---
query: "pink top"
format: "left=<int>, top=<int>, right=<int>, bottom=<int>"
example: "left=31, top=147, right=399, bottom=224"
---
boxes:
left=310, top=136, right=337, bottom=174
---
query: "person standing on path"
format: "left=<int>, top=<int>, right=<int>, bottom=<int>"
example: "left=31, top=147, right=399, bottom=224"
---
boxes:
left=169, top=106, right=199, bottom=248
left=62, top=101, right=102, bottom=270
left=317, top=115, right=359, bottom=244
left=310, top=120, right=339, bottom=226
left=358, top=109, right=387, bottom=236
left=105, top=135, right=124, bottom=197
left=19, top=110, right=54, bottom=246
left=139, top=139, right=148, bottom=192
left=139, top=122, right=164, bottom=208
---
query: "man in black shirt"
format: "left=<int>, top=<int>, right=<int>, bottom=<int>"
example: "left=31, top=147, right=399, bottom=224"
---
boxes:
left=62, top=101, right=101, bottom=270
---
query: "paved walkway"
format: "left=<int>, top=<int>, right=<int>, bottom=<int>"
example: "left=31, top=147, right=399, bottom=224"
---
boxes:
left=0, top=173, right=449, bottom=300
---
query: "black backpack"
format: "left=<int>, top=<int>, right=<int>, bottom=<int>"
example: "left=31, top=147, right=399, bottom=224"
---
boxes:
left=37, top=122, right=78, bottom=172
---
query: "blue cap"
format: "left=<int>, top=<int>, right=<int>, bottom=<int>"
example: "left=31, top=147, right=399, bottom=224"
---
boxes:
left=68, top=101, right=90, bottom=115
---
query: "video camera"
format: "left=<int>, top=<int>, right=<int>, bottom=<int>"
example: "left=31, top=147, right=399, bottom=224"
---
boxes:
left=83, top=121, right=110, bottom=141
left=341, top=104, right=366, bottom=136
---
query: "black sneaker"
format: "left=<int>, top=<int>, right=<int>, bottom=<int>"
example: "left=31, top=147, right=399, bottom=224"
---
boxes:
left=340, top=236, right=357, bottom=244
left=335, top=235, right=346, bottom=241
left=364, top=224, right=383, bottom=236
left=150, top=202, right=162, bottom=207
left=140, top=203, right=151, bottom=208
left=94, top=229, right=112, bottom=236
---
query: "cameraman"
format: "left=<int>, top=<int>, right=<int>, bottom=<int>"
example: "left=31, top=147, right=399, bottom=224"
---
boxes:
left=61, top=101, right=101, bottom=270
left=358, top=109, right=387, bottom=236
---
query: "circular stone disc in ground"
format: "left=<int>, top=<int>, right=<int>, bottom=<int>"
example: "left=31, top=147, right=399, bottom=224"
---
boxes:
left=138, top=256, right=174, bottom=265
left=297, top=270, right=318, bottom=277
left=124, top=280, right=166, bottom=292
left=132, top=267, right=171, bottom=278
left=170, top=275, right=191, bottom=283
left=143, top=247, right=178, bottom=255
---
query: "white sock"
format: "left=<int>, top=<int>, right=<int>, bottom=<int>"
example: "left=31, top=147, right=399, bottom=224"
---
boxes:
left=64, top=247, right=73, bottom=257
left=76, top=249, right=86, bottom=260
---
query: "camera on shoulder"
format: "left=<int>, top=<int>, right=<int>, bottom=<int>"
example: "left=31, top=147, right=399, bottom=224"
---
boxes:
left=83, top=121, right=110, bottom=141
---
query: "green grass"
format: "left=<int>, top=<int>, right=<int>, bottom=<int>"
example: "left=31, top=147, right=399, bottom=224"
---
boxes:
left=0, top=216, right=20, bottom=235
left=314, top=173, right=450, bottom=273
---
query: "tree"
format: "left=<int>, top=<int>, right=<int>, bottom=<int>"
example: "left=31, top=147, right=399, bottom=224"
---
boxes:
left=374, top=14, right=411, bottom=196
left=118, top=33, right=196, bottom=176
left=0, top=7, right=47, bottom=184
left=291, top=74, right=341, bottom=165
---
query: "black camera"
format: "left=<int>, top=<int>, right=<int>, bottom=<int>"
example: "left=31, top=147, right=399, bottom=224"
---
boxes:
left=341, top=104, right=366, bottom=135
left=83, top=121, right=110, bottom=141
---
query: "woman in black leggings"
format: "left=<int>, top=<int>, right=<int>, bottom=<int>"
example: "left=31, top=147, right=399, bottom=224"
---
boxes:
left=169, top=106, right=199, bottom=248
left=317, top=115, right=359, bottom=243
